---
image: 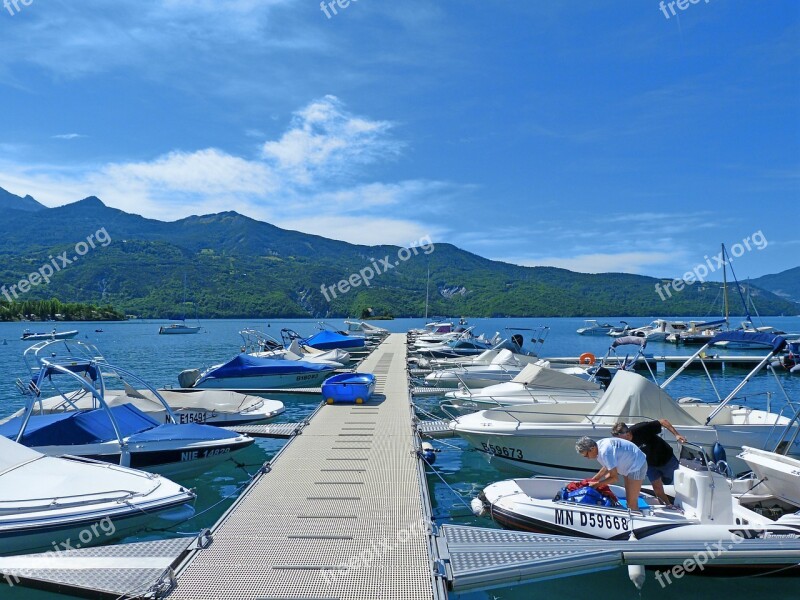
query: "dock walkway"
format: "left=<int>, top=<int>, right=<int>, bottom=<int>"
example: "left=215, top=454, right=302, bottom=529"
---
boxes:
left=167, top=333, right=440, bottom=599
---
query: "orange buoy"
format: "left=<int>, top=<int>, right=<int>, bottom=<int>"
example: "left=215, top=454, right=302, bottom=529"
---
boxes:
left=579, top=352, right=596, bottom=365
left=326, top=398, right=334, bottom=404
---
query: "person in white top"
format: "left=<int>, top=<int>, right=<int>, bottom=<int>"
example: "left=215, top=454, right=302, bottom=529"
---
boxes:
left=576, top=436, right=648, bottom=511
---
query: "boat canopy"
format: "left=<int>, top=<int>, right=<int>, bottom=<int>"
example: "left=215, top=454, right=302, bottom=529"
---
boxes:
left=510, top=364, right=600, bottom=390
left=204, top=354, right=332, bottom=380
left=303, top=329, right=365, bottom=350
left=586, top=370, right=701, bottom=426
left=711, top=331, right=786, bottom=353
left=0, top=404, right=160, bottom=447
left=0, top=434, right=43, bottom=471
left=127, top=422, right=239, bottom=443
left=610, top=336, right=646, bottom=349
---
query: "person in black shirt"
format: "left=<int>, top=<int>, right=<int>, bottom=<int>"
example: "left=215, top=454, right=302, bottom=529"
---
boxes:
left=611, top=419, right=687, bottom=506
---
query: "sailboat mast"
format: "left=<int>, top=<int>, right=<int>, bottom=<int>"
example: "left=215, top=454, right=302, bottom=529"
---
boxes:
left=722, top=243, right=729, bottom=328
left=424, top=266, right=430, bottom=319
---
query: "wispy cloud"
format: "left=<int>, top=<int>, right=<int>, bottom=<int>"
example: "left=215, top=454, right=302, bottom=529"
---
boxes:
left=508, top=251, right=680, bottom=275
left=51, top=133, right=87, bottom=140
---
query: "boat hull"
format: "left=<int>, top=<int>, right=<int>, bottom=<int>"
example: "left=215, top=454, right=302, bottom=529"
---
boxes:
left=195, top=369, right=334, bottom=390
left=453, top=421, right=799, bottom=478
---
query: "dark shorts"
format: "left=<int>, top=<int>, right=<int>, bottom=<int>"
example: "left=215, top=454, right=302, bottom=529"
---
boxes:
left=647, top=455, right=679, bottom=485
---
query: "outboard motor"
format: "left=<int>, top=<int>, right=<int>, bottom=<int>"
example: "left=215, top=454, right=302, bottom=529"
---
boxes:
left=594, top=366, right=613, bottom=389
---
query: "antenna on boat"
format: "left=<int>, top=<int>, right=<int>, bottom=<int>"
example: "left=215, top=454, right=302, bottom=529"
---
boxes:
left=722, top=243, right=729, bottom=329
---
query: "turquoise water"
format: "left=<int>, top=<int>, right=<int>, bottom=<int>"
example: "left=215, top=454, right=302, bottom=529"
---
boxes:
left=1, top=317, right=799, bottom=599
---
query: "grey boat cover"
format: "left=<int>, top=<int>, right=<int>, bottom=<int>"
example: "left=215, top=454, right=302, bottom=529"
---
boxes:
left=586, top=370, right=701, bottom=426
left=510, top=363, right=600, bottom=390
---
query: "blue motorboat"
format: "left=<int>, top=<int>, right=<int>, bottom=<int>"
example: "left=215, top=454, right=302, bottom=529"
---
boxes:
left=321, top=373, right=376, bottom=404
left=186, top=353, right=336, bottom=390
left=302, top=329, right=366, bottom=351
left=4, top=340, right=254, bottom=478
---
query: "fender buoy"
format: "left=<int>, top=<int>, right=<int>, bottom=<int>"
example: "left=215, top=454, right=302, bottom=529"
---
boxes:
left=579, top=352, right=596, bottom=365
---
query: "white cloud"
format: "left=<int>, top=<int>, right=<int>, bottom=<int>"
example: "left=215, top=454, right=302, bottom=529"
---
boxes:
left=52, top=133, right=87, bottom=140
left=506, top=252, right=679, bottom=274
left=261, top=95, right=401, bottom=184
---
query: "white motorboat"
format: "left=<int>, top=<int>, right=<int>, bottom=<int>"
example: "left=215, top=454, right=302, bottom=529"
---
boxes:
left=241, top=329, right=349, bottom=367
left=408, top=321, right=454, bottom=339
left=442, top=362, right=602, bottom=413
left=21, top=328, right=79, bottom=341
left=424, top=349, right=546, bottom=388
left=576, top=320, right=618, bottom=336
left=3, top=387, right=284, bottom=426
left=738, top=446, right=800, bottom=507
left=344, top=320, right=389, bottom=341
left=473, top=457, right=800, bottom=544
left=450, top=366, right=799, bottom=478
left=0, top=436, right=196, bottom=556
left=3, top=340, right=254, bottom=478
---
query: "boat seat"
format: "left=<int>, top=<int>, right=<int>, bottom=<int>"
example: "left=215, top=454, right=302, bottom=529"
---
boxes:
left=673, top=461, right=733, bottom=523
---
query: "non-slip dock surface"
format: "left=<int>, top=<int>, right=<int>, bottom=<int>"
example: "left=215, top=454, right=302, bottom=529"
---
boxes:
left=168, top=334, right=435, bottom=600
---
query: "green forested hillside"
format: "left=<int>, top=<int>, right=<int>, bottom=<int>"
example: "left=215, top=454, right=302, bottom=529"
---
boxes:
left=0, top=191, right=796, bottom=318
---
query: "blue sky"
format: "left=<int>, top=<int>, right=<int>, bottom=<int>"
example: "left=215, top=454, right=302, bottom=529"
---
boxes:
left=0, top=0, right=797, bottom=279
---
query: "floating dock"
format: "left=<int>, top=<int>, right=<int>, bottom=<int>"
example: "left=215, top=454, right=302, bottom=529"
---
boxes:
left=165, top=333, right=445, bottom=600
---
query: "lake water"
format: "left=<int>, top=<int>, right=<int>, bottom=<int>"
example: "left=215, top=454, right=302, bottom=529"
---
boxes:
left=1, top=316, right=799, bottom=599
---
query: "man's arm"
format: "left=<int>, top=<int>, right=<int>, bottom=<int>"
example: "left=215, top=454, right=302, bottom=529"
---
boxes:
left=658, top=418, right=687, bottom=444
left=589, top=466, right=618, bottom=487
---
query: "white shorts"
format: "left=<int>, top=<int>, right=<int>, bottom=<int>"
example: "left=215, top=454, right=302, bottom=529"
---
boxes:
left=626, top=462, right=648, bottom=481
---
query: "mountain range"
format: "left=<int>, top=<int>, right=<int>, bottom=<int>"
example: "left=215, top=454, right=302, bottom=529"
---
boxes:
left=0, top=187, right=797, bottom=319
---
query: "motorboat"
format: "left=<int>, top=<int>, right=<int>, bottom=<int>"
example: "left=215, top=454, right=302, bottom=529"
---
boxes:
left=283, top=327, right=369, bottom=358
left=241, top=329, right=350, bottom=366
left=3, top=387, right=285, bottom=426
left=159, top=323, right=201, bottom=334
left=714, top=322, right=800, bottom=350
left=440, top=362, right=602, bottom=414
left=3, top=340, right=254, bottom=478
left=424, top=349, right=544, bottom=388
left=665, top=319, right=726, bottom=345
left=473, top=454, right=800, bottom=543
left=576, top=320, right=618, bottom=336
left=441, top=336, right=650, bottom=411
left=182, top=352, right=337, bottom=390
left=450, top=353, right=800, bottom=478
left=644, top=319, right=689, bottom=342
left=770, top=341, right=800, bottom=373
left=739, top=446, right=800, bottom=507
left=0, top=435, right=195, bottom=556
left=20, top=328, right=79, bottom=341
left=343, top=320, right=389, bottom=341
left=408, top=321, right=454, bottom=339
